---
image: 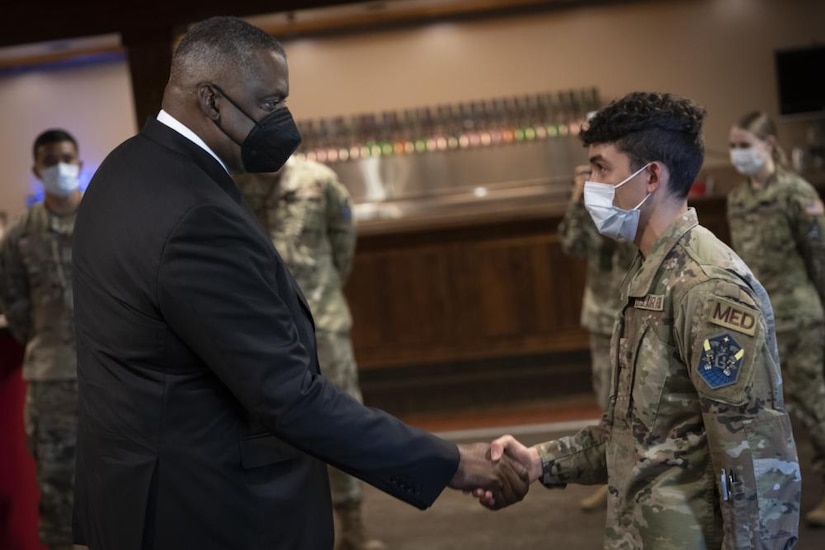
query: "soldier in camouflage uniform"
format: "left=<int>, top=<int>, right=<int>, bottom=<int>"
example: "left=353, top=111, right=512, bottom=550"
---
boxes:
left=236, top=156, right=385, bottom=550
left=0, top=129, right=83, bottom=550
left=557, top=164, right=637, bottom=511
left=479, top=93, right=801, bottom=548
left=727, top=110, right=825, bottom=527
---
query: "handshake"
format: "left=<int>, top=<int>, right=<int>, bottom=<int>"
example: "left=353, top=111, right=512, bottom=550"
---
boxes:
left=448, top=435, right=542, bottom=510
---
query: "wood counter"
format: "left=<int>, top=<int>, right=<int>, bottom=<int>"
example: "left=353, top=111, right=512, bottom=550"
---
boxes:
left=347, top=192, right=737, bottom=415
left=347, top=197, right=586, bottom=415
left=348, top=200, right=588, bottom=371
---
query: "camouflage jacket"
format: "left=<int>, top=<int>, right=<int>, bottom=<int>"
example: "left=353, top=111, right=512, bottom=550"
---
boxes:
left=558, top=198, right=637, bottom=335
left=239, top=157, right=355, bottom=333
left=727, top=168, right=825, bottom=330
left=538, top=209, right=800, bottom=549
left=0, top=203, right=77, bottom=381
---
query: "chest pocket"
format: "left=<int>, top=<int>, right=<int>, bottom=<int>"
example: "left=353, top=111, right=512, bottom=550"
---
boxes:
left=629, top=322, right=677, bottom=430
left=18, top=234, right=65, bottom=306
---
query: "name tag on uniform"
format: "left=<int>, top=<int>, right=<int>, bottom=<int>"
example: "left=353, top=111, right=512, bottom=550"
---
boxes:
left=709, top=297, right=757, bottom=336
left=633, top=294, right=664, bottom=311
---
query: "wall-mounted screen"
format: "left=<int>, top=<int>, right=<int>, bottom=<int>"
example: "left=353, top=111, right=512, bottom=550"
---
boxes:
left=775, top=45, right=825, bottom=116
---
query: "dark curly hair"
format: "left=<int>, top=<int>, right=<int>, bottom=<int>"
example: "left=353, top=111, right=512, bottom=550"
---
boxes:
left=580, top=92, right=706, bottom=200
left=33, top=128, right=77, bottom=160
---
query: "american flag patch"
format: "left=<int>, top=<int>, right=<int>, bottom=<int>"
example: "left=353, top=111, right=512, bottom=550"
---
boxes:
left=805, top=199, right=824, bottom=216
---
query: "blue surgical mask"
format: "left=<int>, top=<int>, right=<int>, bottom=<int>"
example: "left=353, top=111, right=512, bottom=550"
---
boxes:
left=40, top=162, right=80, bottom=197
left=583, top=163, right=651, bottom=243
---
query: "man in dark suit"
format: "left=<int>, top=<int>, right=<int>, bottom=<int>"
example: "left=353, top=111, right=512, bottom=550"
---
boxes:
left=71, top=16, right=527, bottom=550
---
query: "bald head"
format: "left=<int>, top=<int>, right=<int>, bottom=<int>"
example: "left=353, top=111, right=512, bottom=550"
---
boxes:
left=168, top=16, right=286, bottom=89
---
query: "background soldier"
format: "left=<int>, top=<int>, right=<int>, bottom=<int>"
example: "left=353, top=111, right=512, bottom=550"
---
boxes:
left=727, top=110, right=825, bottom=526
left=0, top=128, right=83, bottom=550
left=476, top=92, right=801, bottom=548
left=557, top=163, right=637, bottom=511
left=237, top=156, right=385, bottom=550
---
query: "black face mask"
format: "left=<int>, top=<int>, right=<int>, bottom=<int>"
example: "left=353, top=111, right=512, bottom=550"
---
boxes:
left=212, top=85, right=302, bottom=173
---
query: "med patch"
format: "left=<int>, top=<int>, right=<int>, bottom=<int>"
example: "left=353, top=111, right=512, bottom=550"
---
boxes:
left=697, top=333, right=745, bottom=390
left=708, top=296, right=758, bottom=336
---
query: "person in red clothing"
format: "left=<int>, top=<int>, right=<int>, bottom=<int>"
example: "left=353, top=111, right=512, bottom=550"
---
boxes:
left=0, top=317, right=44, bottom=550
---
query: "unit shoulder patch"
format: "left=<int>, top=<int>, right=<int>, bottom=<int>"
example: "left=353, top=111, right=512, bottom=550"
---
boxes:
left=697, top=332, right=745, bottom=389
left=708, top=296, right=758, bottom=336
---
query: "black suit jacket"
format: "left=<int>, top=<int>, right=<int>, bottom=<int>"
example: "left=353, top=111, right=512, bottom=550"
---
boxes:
left=72, top=119, right=459, bottom=550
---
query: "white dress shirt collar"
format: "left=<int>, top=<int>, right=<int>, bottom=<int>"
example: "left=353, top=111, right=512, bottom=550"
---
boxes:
left=156, top=110, right=230, bottom=174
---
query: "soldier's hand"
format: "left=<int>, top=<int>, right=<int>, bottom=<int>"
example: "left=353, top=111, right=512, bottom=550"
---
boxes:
left=450, top=442, right=529, bottom=510
left=473, top=434, right=542, bottom=509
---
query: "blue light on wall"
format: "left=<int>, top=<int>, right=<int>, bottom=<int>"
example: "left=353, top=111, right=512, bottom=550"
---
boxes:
left=24, top=187, right=45, bottom=207
left=0, top=51, right=126, bottom=77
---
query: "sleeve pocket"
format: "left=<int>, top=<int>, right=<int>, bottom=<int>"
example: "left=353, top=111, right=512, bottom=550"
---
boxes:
left=239, top=433, right=304, bottom=469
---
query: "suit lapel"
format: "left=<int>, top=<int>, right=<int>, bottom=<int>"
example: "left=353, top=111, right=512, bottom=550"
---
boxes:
left=140, top=118, right=317, bottom=328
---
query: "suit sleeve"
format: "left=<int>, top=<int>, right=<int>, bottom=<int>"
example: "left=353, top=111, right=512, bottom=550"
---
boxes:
left=678, top=279, right=800, bottom=549
left=156, top=203, right=459, bottom=509
left=0, top=224, right=32, bottom=343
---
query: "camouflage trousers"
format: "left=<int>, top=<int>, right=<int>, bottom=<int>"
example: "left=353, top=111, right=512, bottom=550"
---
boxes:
left=24, top=379, right=78, bottom=547
left=589, top=332, right=611, bottom=413
left=317, top=330, right=365, bottom=505
left=777, top=325, right=825, bottom=478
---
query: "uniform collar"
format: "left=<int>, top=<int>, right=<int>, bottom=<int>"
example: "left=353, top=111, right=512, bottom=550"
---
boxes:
left=627, top=208, right=699, bottom=298
left=28, top=202, right=76, bottom=236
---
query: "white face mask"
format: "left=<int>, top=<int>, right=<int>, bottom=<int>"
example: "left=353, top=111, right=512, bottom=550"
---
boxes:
left=583, top=163, right=651, bottom=243
left=729, top=148, right=765, bottom=176
left=40, top=162, right=80, bottom=197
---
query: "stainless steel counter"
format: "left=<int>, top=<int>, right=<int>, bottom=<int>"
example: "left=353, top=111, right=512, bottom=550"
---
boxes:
left=316, top=134, right=586, bottom=234
left=352, top=179, right=571, bottom=235
left=342, top=155, right=825, bottom=236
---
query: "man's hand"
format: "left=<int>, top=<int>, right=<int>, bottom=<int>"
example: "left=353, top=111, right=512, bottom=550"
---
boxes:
left=472, top=435, right=543, bottom=509
left=571, top=164, right=592, bottom=203
left=490, top=434, right=542, bottom=482
left=449, top=442, right=528, bottom=510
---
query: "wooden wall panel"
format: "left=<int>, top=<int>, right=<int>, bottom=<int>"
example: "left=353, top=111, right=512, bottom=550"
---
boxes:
left=350, top=191, right=825, bottom=414
left=379, top=247, right=453, bottom=346
left=343, top=254, right=385, bottom=348
left=546, top=240, right=588, bottom=332
left=347, top=211, right=590, bottom=370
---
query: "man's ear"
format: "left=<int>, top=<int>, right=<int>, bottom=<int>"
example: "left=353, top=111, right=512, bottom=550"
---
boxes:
left=32, top=165, right=41, bottom=181
left=198, top=84, right=221, bottom=121
left=647, top=161, right=668, bottom=193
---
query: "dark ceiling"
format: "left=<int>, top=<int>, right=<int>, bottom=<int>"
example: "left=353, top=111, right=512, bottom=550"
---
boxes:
left=0, top=0, right=360, bottom=48
left=0, top=0, right=603, bottom=49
